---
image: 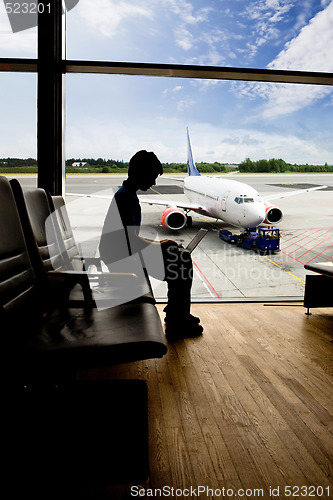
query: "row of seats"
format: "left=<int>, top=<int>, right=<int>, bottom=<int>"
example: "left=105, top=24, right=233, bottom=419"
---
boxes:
left=0, top=175, right=167, bottom=381
left=0, top=175, right=167, bottom=490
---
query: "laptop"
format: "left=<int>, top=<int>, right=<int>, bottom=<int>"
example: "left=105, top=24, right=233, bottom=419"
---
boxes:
left=185, top=228, right=208, bottom=253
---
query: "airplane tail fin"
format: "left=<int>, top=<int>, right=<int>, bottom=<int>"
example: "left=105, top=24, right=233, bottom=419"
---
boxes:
left=187, top=127, right=201, bottom=176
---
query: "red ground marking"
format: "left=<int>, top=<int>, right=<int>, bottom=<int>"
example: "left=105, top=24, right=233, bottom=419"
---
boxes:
left=282, top=228, right=324, bottom=250
left=192, top=259, right=221, bottom=298
left=280, top=228, right=333, bottom=265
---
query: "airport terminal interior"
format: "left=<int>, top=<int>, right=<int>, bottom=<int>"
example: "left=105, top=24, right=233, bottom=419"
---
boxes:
left=1, top=2, right=332, bottom=499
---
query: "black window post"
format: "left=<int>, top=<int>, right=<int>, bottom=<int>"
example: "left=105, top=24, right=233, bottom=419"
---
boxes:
left=37, top=0, right=65, bottom=195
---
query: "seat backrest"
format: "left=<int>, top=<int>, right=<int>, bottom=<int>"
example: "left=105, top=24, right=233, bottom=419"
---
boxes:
left=10, top=179, right=72, bottom=274
left=48, top=195, right=84, bottom=271
left=0, top=176, right=40, bottom=317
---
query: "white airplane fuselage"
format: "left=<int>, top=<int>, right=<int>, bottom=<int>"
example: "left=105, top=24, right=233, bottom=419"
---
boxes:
left=184, top=175, right=266, bottom=229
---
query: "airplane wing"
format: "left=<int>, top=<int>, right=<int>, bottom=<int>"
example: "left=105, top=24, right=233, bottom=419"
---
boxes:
left=163, top=175, right=185, bottom=182
left=263, top=185, right=327, bottom=201
left=140, top=197, right=211, bottom=216
left=162, top=171, right=238, bottom=181
left=66, top=192, right=211, bottom=216
left=213, top=171, right=239, bottom=177
left=66, top=192, right=114, bottom=199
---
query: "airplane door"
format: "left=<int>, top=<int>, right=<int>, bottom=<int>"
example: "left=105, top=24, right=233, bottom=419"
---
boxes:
left=220, top=191, right=230, bottom=212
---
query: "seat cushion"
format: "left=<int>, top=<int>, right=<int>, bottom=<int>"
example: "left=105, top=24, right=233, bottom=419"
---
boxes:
left=11, top=301, right=166, bottom=376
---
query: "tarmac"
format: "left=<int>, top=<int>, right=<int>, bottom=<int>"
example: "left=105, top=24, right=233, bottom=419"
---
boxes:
left=12, top=173, right=333, bottom=302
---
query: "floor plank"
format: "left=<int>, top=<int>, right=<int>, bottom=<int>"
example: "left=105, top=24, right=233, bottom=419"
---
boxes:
left=79, top=302, right=333, bottom=499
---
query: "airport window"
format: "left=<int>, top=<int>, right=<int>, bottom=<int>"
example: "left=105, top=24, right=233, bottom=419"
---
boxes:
left=65, top=72, right=333, bottom=302
left=0, top=73, right=37, bottom=185
left=67, top=0, right=286, bottom=66
left=0, top=8, right=37, bottom=58
left=1, top=1, right=333, bottom=302
left=65, top=1, right=329, bottom=71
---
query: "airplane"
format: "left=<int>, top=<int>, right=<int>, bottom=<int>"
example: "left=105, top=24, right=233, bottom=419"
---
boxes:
left=66, top=128, right=326, bottom=231
left=138, top=128, right=326, bottom=230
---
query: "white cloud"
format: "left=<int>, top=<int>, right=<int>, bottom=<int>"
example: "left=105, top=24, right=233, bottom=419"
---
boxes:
left=246, top=0, right=294, bottom=21
left=66, top=116, right=188, bottom=162
left=293, top=0, right=313, bottom=32
left=268, top=2, right=333, bottom=72
left=201, top=127, right=329, bottom=164
left=161, top=0, right=212, bottom=25
left=235, top=1, right=333, bottom=118
left=175, top=26, right=193, bottom=51
left=160, top=0, right=215, bottom=57
left=66, top=116, right=332, bottom=165
left=0, top=7, right=36, bottom=56
left=176, top=98, right=196, bottom=112
left=260, top=84, right=331, bottom=118
left=184, top=121, right=331, bottom=164
left=243, top=0, right=294, bottom=24
left=76, top=0, right=154, bottom=38
left=240, top=0, right=294, bottom=59
left=162, top=85, right=183, bottom=95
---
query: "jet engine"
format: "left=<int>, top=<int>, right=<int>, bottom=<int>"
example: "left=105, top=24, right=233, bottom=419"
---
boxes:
left=161, top=207, right=187, bottom=230
left=264, top=203, right=283, bottom=224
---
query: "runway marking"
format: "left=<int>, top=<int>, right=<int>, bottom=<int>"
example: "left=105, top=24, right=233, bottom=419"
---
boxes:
left=192, top=259, right=221, bottom=298
left=297, top=230, right=333, bottom=260
left=304, top=242, right=333, bottom=265
left=324, top=249, right=333, bottom=262
left=263, top=255, right=305, bottom=284
left=280, top=228, right=333, bottom=265
left=282, top=228, right=323, bottom=249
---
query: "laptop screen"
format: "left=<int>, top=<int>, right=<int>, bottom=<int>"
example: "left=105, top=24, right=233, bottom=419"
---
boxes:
left=185, top=228, right=208, bottom=253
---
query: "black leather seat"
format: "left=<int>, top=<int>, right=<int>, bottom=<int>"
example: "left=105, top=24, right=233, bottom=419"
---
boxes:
left=1, top=175, right=167, bottom=488
left=10, top=178, right=155, bottom=308
left=0, top=176, right=166, bottom=382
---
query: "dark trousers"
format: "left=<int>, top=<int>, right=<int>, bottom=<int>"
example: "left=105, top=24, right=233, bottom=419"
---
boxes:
left=101, top=241, right=193, bottom=319
left=162, top=245, right=193, bottom=320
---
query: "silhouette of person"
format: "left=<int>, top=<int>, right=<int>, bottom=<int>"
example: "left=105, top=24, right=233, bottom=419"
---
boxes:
left=99, top=150, right=203, bottom=340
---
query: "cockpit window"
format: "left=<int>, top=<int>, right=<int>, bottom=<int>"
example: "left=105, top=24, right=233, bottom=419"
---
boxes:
left=234, top=197, right=243, bottom=204
left=235, top=196, right=254, bottom=204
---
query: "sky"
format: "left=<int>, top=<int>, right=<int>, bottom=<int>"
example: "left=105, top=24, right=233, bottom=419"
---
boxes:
left=0, top=0, right=333, bottom=164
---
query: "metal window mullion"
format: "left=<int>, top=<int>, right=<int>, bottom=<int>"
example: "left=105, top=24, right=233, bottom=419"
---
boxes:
left=37, top=0, right=65, bottom=196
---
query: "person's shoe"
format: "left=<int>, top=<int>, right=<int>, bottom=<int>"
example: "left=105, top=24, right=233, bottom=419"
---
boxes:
left=165, top=317, right=203, bottom=340
left=164, top=313, right=200, bottom=325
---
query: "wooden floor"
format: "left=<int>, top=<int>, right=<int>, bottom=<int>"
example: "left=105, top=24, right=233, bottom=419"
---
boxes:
left=79, top=302, right=333, bottom=499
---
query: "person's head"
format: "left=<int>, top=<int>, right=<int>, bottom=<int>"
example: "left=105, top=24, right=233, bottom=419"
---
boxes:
left=128, top=150, right=163, bottom=191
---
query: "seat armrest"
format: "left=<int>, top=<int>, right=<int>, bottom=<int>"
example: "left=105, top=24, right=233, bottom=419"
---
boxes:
left=48, top=270, right=138, bottom=280
left=47, top=270, right=140, bottom=298
left=304, top=262, right=333, bottom=277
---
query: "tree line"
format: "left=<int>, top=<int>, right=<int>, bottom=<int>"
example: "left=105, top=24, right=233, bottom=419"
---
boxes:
left=239, top=157, right=333, bottom=173
left=1, top=157, right=332, bottom=174
left=0, top=158, right=230, bottom=174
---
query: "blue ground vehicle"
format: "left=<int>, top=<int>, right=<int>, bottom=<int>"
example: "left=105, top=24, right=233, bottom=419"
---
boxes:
left=219, top=227, right=280, bottom=253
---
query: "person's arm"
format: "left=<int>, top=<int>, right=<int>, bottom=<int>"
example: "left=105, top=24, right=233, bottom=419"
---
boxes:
left=116, top=192, right=179, bottom=255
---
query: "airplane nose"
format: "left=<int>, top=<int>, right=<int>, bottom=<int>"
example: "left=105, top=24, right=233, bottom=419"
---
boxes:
left=244, top=205, right=265, bottom=227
